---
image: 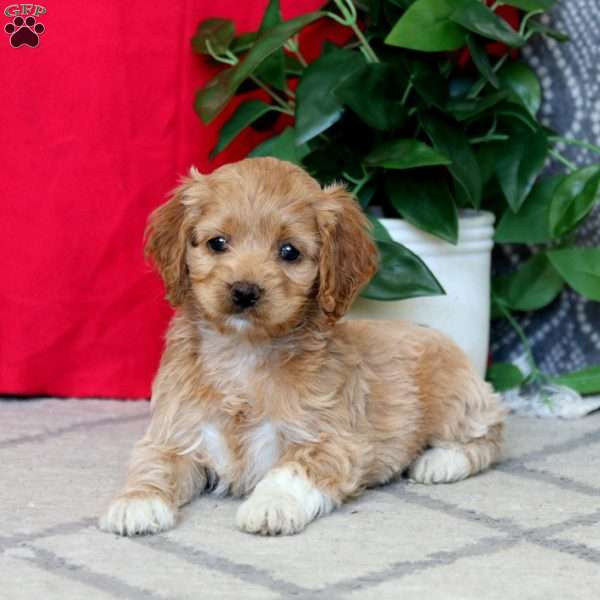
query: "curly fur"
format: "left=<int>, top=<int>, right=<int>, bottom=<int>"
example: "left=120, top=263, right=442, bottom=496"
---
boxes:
left=99, top=157, right=505, bottom=537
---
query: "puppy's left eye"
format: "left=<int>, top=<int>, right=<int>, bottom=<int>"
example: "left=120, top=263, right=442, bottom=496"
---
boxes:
left=207, top=236, right=229, bottom=253
left=279, top=243, right=300, bottom=262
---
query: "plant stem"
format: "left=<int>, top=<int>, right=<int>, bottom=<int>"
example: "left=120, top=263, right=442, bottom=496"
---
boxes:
left=205, top=40, right=238, bottom=66
left=353, top=172, right=374, bottom=197
left=549, top=149, right=577, bottom=172
left=468, top=54, right=508, bottom=99
left=469, top=133, right=509, bottom=144
left=519, top=9, right=544, bottom=37
left=205, top=40, right=296, bottom=114
left=294, top=50, right=308, bottom=67
left=550, top=136, right=600, bottom=155
left=401, top=81, right=413, bottom=105
left=249, top=75, right=295, bottom=115
left=326, top=0, right=379, bottom=63
left=343, top=167, right=373, bottom=197
left=284, top=35, right=308, bottom=67
left=495, top=297, right=542, bottom=383
left=350, top=22, right=379, bottom=63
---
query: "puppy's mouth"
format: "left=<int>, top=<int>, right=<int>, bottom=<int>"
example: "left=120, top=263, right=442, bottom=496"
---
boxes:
left=224, top=312, right=256, bottom=333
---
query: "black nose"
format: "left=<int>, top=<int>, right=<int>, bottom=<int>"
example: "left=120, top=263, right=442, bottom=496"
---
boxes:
left=231, top=281, right=261, bottom=310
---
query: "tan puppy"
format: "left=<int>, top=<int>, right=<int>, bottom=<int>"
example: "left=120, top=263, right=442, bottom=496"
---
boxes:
left=99, top=157, right=505, bottom=537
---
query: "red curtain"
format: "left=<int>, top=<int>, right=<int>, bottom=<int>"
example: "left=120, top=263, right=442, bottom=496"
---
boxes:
left=0, top=0, right=321, bottom=398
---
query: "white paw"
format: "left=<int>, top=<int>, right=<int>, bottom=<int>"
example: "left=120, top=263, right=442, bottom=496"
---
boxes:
left=236, top=465, right=334, bottom=536
left=236, top=491, right=307, bottom=536
left=409, top=447, right=471, bottom=484
left=99, top=495, right=176, bottom=536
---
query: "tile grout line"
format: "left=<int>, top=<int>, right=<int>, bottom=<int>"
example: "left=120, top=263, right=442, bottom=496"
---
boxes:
left=4, top=520, right=293, bottom=600
left=3, top=485, right=599, bottom=600
left=526, top=508, right=600, bottom=539
left=390, top=483, right=600, bottom=542
left=320, top=535, right=519, bottom=597
left=382, top=483, right=600, bottom=559
left=0, top=413, right=149, bottom=450
left=314, top=483, right=600, bottom=596
left=133, top=533, right=313, bottom=599
left=13, top=545, right=166, bottom=600
left=503, top=426, right=600, bottom=466
left=1, top=412, right=598, bottom=598
left=531, top=536, right=600, bottom=564
left=498, top=462, right=600, bottom=497
left=0, top=518, right=97, bottom=553
left=387, top=485, right=524, bottom=534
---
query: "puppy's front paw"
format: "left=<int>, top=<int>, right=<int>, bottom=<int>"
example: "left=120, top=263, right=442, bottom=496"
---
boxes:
left=99, top=494, right=176, bottom=536
left=409, top=447, right=471, bottom=484
left=236, top=491, right=307, bottom=536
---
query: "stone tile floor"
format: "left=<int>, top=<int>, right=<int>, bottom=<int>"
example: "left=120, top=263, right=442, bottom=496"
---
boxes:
left=1, top=398, right=599, bottom=599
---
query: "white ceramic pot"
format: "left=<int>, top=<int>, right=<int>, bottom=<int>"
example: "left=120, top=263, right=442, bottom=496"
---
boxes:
left=349, top=211, right=495, bottom=376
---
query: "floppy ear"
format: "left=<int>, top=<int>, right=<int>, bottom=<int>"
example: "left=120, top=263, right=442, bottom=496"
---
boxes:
left=145, top=170, right=203, bottom=307
left=316, top=184, right=379, bottom=322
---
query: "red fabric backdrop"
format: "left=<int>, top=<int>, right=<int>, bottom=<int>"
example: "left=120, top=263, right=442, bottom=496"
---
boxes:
left=0, top=0, right=323, bottom=398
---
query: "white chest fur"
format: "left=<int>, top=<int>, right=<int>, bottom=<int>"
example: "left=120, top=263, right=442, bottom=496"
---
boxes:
left=239, top=420, right=281, bottom=491
left=198, top=325, right=269, bottom=387
left=197, top=420, right=281, bottom=495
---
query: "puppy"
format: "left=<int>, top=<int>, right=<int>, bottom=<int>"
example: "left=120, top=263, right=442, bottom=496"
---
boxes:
left=99, top=157, right=505, bottom=537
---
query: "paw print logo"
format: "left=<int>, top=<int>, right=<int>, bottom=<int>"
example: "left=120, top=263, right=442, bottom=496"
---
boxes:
left=4, top=15, right=45, bottom=48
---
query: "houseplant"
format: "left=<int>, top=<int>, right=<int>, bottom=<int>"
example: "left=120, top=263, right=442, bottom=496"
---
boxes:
left=191, top=0, right=600, bottom=391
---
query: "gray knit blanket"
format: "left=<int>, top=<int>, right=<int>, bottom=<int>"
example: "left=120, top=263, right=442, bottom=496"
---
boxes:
left=491, top=1, right=600, bottom=385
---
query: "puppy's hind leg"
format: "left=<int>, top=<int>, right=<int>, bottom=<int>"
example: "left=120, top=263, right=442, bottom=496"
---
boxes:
left=409, top=372, right=506, bottom=485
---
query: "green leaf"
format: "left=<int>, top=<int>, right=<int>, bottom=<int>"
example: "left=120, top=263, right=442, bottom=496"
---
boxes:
left=230, top=32, right=258, bottom=54
left=195, top=10, right=323, bottom=123
left=496, top=102, right=538, bottom=131
left=450, top=0, right=525, bottom=47
left=486, top=363, right=525, bottom=392
left=254, top=0, right=286, bottom=91
left=547, top=248, right=600, bottom=301
left=449, top=76, right=476, bottom=99
left=501, top=0, right=556, bottom=10
left=497, top=62, right=542, bottom=117
left=548, top=166, right=600, bottom=237
left=386, top=173, right=458, bottom=243
left=249, top=127, right=309, bottom=164
left=362, top=239, right=445, bottom=301
left=357, top=178, right=378, bottom=209
left=192, top=18, right=235, bottom=55
left=367, top=215, right=393, bottom=242
left=476, top=142, right=500, bottom=187
left=422, top=114, right=482, bottom=208
left=446, top=90, right=508, bottom=121
left=493, top=253, right=563, bottom=311
left=364, top=139, right=451, bottom=169
left=554, top=365, right=600, bottom=395
left=284, top=53, right=305, bottom=76
left=210, top=100, right=272, bottom=158
left=526, top=20, right=569, bottom=43
left=466, top=34, right=499, bottom=88
left=295, top=49, right=366, bottom=144
left=334, top=63, right=407, bottom=131
left=303, top=144, right=362, bottom=184
left=495, top=175, right=564, bottom=243
left=406, top=59, right=448, bottom=109
left=385, top=0, right=467, bottom=52
left=495, top=124, right=547, bottom=212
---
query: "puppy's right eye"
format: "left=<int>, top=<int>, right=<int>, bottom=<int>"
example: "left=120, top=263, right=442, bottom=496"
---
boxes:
left=207, top=236, right=229, bottom=253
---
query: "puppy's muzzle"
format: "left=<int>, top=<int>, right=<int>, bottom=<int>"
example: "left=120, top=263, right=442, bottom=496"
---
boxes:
left=230, top=281, right=262, bottom=311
